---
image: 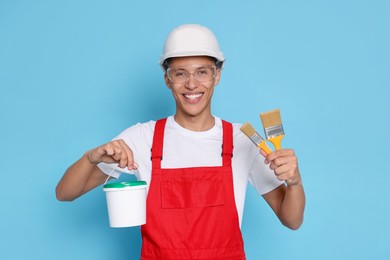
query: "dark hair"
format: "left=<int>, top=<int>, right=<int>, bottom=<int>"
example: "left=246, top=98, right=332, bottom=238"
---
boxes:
left=162, top=57, right=223, bottom=71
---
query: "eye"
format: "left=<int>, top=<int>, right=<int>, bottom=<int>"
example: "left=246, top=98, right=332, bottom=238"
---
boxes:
left=174, top=70, right=187, bottom=78
left=196, top=68, right=210, bottom=77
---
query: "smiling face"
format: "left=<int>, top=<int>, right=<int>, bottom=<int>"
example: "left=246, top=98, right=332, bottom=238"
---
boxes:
left=164, top=56, right=221, bottom=127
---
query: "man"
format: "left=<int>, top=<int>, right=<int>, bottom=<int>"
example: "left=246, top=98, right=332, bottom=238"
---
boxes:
left=56, top=24, right=305, bottom=259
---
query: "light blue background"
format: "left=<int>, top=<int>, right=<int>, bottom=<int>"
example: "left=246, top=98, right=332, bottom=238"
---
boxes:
left=1, top=0, right=389, bottom=259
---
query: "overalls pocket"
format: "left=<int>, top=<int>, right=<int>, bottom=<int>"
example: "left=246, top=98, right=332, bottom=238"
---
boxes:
left=161, top=180, right=224, bottom=208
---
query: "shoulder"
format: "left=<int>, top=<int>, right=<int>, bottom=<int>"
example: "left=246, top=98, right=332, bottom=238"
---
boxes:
left=232, top=122, right=255, bottom=152
left=119, top=120, right=155, bottom=136
left=113, top=120, right=157, bottom=143
left=215, top=117, right=253, bottom=149
left=217, top=118, right=245, bottom=142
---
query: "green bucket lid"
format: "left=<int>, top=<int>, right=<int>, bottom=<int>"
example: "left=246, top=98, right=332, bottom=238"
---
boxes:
left=103, top=181, right=147, bottom=189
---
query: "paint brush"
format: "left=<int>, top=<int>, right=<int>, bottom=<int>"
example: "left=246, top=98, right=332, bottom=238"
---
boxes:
left=240, top=122, right=273, bottom=155
left=260, top=109, right=284, bottom=150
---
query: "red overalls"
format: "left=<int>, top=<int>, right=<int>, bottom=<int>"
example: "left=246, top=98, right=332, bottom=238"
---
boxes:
left=141, top=118, right=246, bottom=260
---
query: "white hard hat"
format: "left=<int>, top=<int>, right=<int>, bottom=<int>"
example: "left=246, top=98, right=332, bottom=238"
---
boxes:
left=159, top=24, right=225, bottom=69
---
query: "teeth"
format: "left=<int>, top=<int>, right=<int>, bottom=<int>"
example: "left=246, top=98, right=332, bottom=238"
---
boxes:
left=184, top=93, right=202, bottom=100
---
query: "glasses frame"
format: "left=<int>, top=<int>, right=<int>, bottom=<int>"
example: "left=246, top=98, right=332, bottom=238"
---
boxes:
left=166, top=65, right=217, bottom=84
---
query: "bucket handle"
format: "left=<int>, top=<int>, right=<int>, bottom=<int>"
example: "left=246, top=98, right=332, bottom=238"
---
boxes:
left=104, top=165, right=118, bottom=185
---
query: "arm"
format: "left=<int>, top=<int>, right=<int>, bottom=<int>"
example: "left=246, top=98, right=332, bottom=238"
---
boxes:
left=261, top=149, right=306, bottom=230
left=56, top=139, right=137, bottom=201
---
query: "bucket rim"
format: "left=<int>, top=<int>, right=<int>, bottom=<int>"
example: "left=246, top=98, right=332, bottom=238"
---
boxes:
left=103, top=181, right=147, bottom=189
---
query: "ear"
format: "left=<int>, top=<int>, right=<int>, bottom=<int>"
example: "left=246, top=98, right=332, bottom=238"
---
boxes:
left=214, top=69, right=222, bottom=86
left=164, top=73, right=172, bottom=89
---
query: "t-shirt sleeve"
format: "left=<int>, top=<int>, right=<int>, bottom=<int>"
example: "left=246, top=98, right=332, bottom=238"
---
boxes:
left=248, top=152, right=285, bottom=195
left=97, top=122, right=151, bottom=179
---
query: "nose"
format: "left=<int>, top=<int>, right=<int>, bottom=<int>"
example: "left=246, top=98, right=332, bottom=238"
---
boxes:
left=185, top=73, right=197, bottom=90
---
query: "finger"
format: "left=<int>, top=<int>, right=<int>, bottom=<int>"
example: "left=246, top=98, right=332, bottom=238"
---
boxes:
left=111, top=140, right=128, bottom=168
left=99, top=142, right=123, bottom=167
left=103, top=142, right=116, bottom=156
left=264, top=150, right=277, bottom=164
left=275, top=172, right=291, bottom=183
left=260, top=149, right=268, bottom=158
left=273, top=163, right=292, bottom=176
left=269, top=155, right=296, bottom=170
left=111, top=141, right=128, bottom=166
left=117, top=139, right=135, bottom=169
left=118, top=149, right=128, bottom=169
left=267, top=149, right=295, bottom=162
left=276, top=171, right=301, bottom=185
left=89, top=144, right=115, bottom=164
left=273, top=162, right=299, bottom=184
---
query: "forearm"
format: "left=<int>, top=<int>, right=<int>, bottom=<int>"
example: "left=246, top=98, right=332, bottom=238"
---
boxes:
left=56, top=153, right=105, bottom=201
left=279, top=183, right=306, bottom=230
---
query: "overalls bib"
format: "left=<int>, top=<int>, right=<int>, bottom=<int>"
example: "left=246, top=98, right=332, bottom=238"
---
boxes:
left=141, top=118, right=246, bottom=259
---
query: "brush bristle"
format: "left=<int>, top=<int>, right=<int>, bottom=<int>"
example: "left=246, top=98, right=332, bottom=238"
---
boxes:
left=240, top=122, right=256, bottom=137
left=260, top=109, right=282, bottom=128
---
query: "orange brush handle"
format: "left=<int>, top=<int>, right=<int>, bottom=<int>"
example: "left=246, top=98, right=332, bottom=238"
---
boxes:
left=259, top=140, right=273, bottom=155
left=268, top=135, right=284, bottom=150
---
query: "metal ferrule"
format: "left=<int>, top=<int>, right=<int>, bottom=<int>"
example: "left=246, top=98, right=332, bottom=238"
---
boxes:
left=250, top=132, right=265, bottom=146
left=264, top=125, right=284, bottom=139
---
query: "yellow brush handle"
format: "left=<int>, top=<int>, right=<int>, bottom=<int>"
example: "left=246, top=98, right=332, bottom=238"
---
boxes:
left=268, top=135, right=284, bottom=150
left=259, top=140, right=273, bottom=155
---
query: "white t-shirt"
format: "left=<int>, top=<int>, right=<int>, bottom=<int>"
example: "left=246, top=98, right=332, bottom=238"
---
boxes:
left=98, top=116, right=283, bottom=226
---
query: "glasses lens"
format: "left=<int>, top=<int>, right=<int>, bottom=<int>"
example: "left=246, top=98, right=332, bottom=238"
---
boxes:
left=169, top=69, right=188, bottom=83
left=195, top=67, right=215, bottom=81
left=168, top=66, right=216, bottom=83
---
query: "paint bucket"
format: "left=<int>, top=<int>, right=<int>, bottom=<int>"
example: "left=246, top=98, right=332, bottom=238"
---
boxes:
left=103, top=181, right=147, bottom=228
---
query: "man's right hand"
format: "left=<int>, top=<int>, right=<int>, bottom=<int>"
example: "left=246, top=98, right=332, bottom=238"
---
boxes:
left=56, top=139, right=137, bottom=201
left=86, top=139, right=138, bottom=170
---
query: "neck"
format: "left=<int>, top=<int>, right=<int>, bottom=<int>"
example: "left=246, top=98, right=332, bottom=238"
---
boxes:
left=174, top=113, right=215, bottom=132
